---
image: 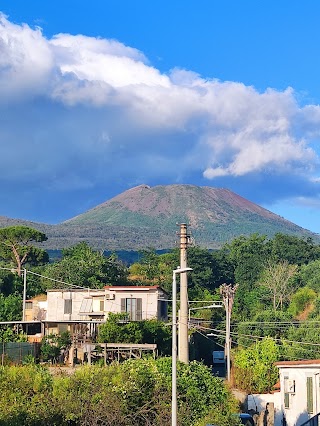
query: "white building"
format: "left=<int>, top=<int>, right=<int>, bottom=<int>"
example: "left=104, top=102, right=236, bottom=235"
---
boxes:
left=46, top=285, right=168, bottom=323
left=275, top=359, right=320, bottom=426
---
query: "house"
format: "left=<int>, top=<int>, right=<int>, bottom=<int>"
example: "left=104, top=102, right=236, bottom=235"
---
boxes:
left=275, top=359, right=320, bottom=426
left=25, top=294, right=47, bottom=321
left=46, top=285, right=168, bottom=323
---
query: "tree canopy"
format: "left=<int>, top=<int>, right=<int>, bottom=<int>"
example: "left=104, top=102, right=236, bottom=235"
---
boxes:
left=42, top=242, right=128, bottom=289
left=0, top=226, right=48, bottom=276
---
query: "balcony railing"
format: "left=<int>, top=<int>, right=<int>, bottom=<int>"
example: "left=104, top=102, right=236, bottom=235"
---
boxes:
left=300, top=413, right=320, bottom=426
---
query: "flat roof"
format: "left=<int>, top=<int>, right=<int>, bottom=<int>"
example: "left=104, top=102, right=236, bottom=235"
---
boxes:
left=0, top=321, right=42, bottom=325
left=0, top=320, right=104, bottom=325
left=46, top=286, right=168, bottom=294
left=104, top=285, right=168, bottom=293
left=276, top=359, right=320, bottom=367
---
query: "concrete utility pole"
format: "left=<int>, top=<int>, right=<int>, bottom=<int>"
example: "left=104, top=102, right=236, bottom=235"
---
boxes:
left=220, top=283, right=238, bottom=382
left=22, top=268, right=27, bottom=322
left=178, top=223, right=191, bottom=364
left=172, top=267, right=192, bottom=426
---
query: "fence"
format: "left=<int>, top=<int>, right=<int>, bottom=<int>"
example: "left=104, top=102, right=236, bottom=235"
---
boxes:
left=0, top=342, right=40, bottom=364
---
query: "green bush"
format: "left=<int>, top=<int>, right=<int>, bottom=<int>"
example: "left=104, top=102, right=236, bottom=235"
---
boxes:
left=288, top=287, right=317, bottom=317
left=98, top=315, right=171, bottom=355
left=0, top=359, right=238, bottom=425
left=233, top=337, right=280, bottom=393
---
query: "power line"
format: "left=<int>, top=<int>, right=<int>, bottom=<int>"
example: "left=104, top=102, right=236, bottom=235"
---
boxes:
left=198, top=325, right=320, bottom=348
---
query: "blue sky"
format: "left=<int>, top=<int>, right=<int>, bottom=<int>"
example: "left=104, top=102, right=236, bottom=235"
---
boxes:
left=1, top=1, right=320, bottom=234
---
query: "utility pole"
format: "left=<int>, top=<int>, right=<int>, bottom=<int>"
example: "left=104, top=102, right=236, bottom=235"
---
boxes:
left=172, top=267, right=192, bottom=426
left=220, top=283, right=238, bottom=382
left=22, top=268, right=27, bottom=322
left=178, top=223, right=191, bottom=364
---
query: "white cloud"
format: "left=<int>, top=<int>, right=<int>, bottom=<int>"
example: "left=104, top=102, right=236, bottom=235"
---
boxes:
left=0, top=14, right=53, bottom=97
left=50, top=33, right=170, bottom=89
left=0, top=13, right=320, bottom=203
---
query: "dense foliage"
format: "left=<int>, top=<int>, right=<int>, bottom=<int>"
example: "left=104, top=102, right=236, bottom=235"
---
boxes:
left=42, top=242, right=128, bottom=289
left=98, top=313, right=172, bottom=355
left=2, top=226, right=320, bottom=395
left=233, top=338, right=280, bottom=393
left=0, top=360, right=239, bottom=426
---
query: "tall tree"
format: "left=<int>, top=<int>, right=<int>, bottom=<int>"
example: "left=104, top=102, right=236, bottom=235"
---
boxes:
left=226, top=234, right=269, bottom=317
left=226, top=234, right=269, bottom=287
left=258, top=260, right=298, bottom=310
left=0, top=226, right=48, bottom=276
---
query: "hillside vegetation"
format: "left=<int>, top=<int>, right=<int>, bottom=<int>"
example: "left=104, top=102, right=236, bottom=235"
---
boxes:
left=2, top=227, right=320, bottom=395
left=0, top=184, right=318, bottom=250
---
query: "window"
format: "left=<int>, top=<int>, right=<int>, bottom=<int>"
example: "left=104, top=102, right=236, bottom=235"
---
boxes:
left=158, top=300, right=168, bottom=320
left=79, top=298, right=92, bottom=314
left=64, top=299, right=72, bottom=314
left=284, top=376, right=290, bottom=409
left=307, top=376, right=314, bottom=414
left=25, top=301, right=33, bottom=310
left=121, top=298, right=142, bottom=321
left=100, top=300, right=104, bottom=312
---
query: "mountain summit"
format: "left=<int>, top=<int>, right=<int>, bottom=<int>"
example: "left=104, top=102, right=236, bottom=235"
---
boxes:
left=0, top=185, right=317, bottom=250
left=59, top=184, right=317, bottom=249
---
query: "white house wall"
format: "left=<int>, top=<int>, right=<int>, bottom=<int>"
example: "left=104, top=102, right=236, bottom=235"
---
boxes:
left=46, top=288, right=167, bottom=322
left=47, top=290, right=91, bottom=321
left=278, top=365, right=320, bottom=426
left=105, top=290, right=160, bottom=320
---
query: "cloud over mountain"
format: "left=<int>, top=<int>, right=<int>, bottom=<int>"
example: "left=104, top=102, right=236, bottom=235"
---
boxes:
left=0, top=13, right=320, bottom=215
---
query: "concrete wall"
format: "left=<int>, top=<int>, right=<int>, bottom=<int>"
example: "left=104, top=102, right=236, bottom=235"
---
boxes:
left=248, top=393, right=282, bottom=426
left=47, top=290, right=90, bottom=321
left=46, top=288, right=167, bottom=322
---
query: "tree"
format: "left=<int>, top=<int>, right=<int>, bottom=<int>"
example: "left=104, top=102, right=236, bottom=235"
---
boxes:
left=225, top=234, right=270, bottom=317
left=258, top=260, right=298, bottom=310
left=299, top=259, right=320, bottom=291
left=234, top=309, right=292, bottom=347
left=129, top=248, right=176, bottom=292
left=42, top=242, right=128, bottom=289
left=129, top=246, right=234, bottom=302
left=0, top=268, right=16, bottom=296
left=187, top=246, right=234, bottom=292
left=268, top=233, right=320, bottom=265
left=0, top=293, right=22, bottom=321
left=226, top=234, right=270, bottom=287
left=97, top=313, right=172, bottom=355
left=233, top=337, right=280, bottom=393
left=283, top=321, right=320, bottom=360
left=0, top=226, right=48, bottom=276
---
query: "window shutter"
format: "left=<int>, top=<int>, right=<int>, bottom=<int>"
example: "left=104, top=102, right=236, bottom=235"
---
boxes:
left=284, top=393, right=289, bottom=409
left=284, top=376, right=289, bottom=409
left=136, top=298, right=142, bottom=321
left=121, top=298, right=126, bottom=313
left=307, top=376, right=313, bottom=414
left=64, top=299, right=72, bottom=314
